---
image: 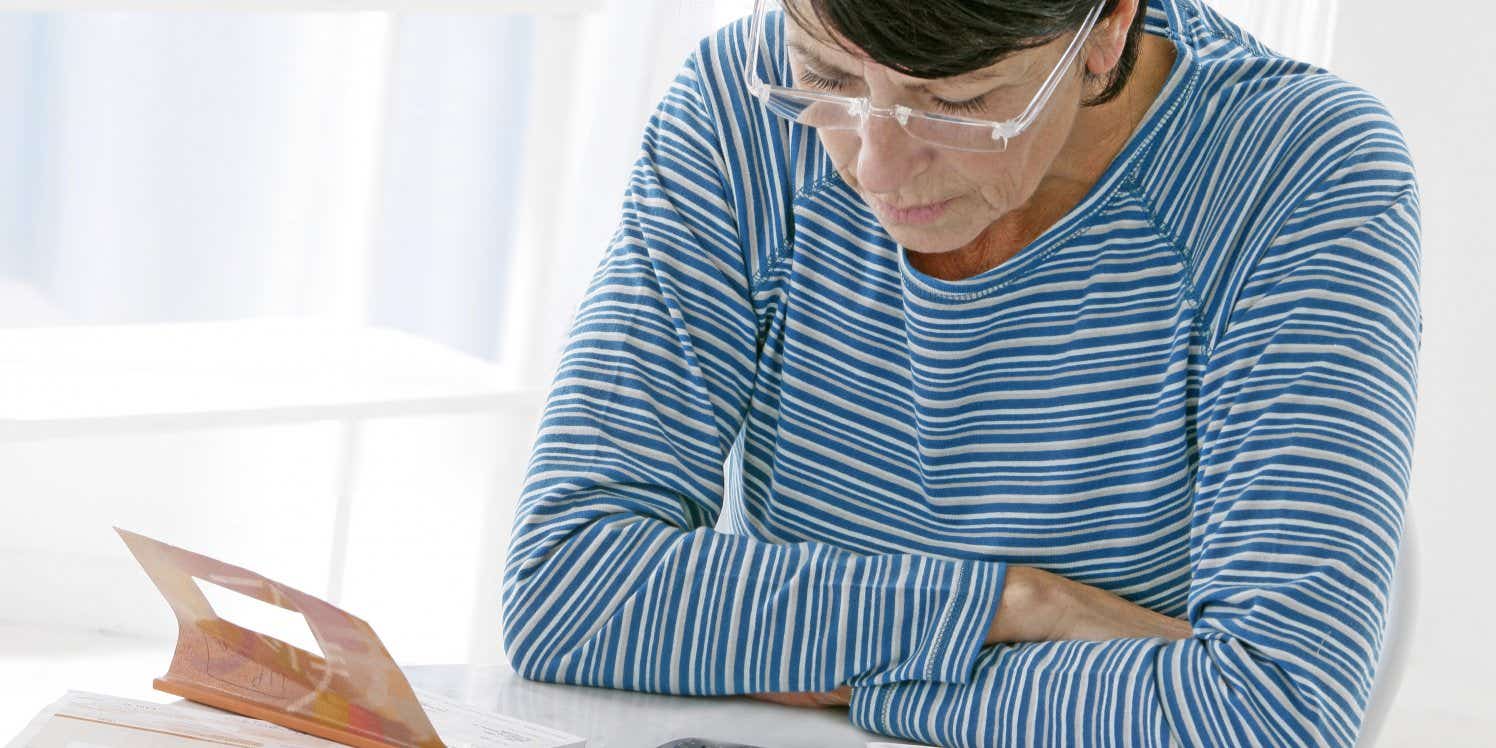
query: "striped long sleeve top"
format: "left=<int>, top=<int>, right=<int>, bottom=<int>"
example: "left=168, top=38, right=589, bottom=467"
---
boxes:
left=500, top=0, right=1422, bottom=745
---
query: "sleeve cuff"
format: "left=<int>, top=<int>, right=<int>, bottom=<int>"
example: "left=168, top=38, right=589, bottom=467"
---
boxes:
left=920, top=559, right=1005, bottom=684
left=849, top=680, right=889, bottom=737
left=842, top=556, right=1005, bottom=690
left=866, top=557, right=1004, bottom=686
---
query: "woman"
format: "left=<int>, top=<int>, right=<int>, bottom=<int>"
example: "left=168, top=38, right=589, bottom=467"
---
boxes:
left=502, top=0, right=1420, bottom=745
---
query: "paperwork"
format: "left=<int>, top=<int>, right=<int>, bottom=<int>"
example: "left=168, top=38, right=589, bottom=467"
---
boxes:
left=7, top=690, right=585, bottom=748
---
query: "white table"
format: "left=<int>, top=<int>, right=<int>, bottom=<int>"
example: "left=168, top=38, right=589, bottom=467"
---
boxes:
left=405, top=663, right=892, bottom=748
left=0, top=318, right=542, bottom=607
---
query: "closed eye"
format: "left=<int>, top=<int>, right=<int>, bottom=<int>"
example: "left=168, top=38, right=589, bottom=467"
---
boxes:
left=932, top=94, right=989, bottom=116
left=796, top=68, right=851, bottom=92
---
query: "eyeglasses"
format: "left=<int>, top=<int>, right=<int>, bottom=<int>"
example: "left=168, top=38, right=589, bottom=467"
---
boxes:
left=745, top=0, right=1108, bottom=152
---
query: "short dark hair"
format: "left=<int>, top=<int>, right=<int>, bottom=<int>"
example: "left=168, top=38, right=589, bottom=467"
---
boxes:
left=783, top=0, right=1147, bottom=107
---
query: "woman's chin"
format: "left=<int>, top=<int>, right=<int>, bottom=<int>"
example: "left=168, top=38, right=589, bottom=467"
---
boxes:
left=887, top=223, right=982, bottom=256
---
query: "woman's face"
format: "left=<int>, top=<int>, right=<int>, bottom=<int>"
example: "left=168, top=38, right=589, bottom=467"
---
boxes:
left=784, top=21, right=1094, bottom=255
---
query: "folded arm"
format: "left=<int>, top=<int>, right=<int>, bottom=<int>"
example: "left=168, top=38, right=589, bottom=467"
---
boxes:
left=749, top=564, right=1193, bottom=708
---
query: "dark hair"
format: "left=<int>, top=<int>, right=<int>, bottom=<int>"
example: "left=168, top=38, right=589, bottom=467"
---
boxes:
left=783, top=0, right=1147, bottom=107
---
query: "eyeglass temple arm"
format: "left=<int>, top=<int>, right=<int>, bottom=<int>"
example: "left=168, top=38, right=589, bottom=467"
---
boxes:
left=1006, top=1, right=1108, bottom=136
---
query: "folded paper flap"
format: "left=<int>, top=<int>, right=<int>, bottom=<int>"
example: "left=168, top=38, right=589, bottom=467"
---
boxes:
left=116, top=527, right=444, bottom=748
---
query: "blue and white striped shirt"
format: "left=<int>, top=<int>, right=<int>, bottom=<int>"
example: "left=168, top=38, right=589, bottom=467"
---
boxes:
left=501, top=0, right=1421, bottom=745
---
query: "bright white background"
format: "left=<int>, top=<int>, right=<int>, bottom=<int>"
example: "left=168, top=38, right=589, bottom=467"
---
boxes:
left=1330, top=0, right=1496, bottom=739
left=0, top=0, right=1491, bottom=745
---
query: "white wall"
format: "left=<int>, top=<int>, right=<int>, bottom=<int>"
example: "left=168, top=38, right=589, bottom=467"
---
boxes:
left=1331, top=0, right=1496, bottom=727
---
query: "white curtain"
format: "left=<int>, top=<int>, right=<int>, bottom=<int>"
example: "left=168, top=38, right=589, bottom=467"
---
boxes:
left=0, top=11, right=530, bottom=361
left=496, top=0, right=748, bottom=387
left=0, top=13, right=396, bottom=323
left=0, top=2, right=744, bottom=375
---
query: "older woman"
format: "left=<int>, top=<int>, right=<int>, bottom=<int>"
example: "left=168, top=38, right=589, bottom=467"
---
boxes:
left=501, top=0, right=1419, bottom=745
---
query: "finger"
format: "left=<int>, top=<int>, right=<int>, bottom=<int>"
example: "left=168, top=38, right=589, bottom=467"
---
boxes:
left=747, top=692, right=802, bottom=707
left=748, top=692, right=828, bottom=709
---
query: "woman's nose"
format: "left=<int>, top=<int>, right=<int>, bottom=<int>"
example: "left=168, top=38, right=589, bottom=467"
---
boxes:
left=853, top=113, right=932, bottom=196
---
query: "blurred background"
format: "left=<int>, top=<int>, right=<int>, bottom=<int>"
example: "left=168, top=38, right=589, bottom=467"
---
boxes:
left=0, top=0, right=1489, bottom=745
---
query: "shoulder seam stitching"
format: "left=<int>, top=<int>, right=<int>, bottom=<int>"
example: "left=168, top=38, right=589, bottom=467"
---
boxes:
left=749, top=173, right=841, bottom=289
left=1123, top=175, right=1213, bottom=348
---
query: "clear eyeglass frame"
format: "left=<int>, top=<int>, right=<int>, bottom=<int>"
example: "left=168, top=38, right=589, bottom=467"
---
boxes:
left=745, top=0, right=1109, bottom=153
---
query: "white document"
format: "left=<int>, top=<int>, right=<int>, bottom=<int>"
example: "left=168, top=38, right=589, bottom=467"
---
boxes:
left=5, top=691, right=341, bottom=748
left=6, top=691, right=586, bottom=748
left=413, top=689, right=584, bottom=748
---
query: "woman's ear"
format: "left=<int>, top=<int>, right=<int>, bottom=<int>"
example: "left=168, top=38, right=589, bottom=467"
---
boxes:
left=1085, top=0, right=1139, bottom=78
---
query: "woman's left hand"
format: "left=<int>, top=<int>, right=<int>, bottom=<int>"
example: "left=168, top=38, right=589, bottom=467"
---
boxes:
left=747, top=685, right=852, bottom=708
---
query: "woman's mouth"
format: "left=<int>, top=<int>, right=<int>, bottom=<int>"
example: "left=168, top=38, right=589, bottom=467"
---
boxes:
left=871, top=195, right=955, bottom=226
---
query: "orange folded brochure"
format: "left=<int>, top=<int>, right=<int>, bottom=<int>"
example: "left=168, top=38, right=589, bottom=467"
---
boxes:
left=5, top=529, right=585, bottom=748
